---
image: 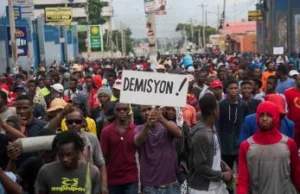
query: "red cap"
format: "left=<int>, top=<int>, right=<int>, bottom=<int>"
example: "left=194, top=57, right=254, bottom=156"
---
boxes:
left=211, top=80, right=223, bottom=89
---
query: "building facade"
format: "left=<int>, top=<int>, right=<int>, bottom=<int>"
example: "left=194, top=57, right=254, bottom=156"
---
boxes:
left=33, top=0, right=114, bottom=32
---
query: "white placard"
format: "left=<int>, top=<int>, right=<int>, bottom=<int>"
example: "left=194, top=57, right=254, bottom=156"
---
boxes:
left=273, top=47, right=284, bottom=55
left=120, top=70, right=188, bottom=107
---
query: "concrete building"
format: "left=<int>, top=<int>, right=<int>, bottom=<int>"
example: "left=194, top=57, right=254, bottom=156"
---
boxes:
left=208, top=22, right=257, bottom=53
left=33, top=0, right=114, bottom=32
left=0, top=17, right=79, bottom=72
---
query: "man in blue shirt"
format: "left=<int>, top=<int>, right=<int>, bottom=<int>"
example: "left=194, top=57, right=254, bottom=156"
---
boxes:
left=276, top=64, right=295, bottom=94
left=239, top=94, right=294, bottom=143
left=182, top=52, right=193, bottom=69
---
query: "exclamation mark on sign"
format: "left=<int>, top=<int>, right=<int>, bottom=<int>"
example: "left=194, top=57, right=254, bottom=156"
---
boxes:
left=176, top=78, right=187, bottom=96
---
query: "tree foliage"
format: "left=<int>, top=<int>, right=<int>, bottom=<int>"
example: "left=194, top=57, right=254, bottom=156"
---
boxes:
left=103, top=28, right=134, bottom=55
left=88, top=0, right=106, bottom=25
left=175, top=23, right=218, bottom=46
left=77, top=0, right=106, bottom=52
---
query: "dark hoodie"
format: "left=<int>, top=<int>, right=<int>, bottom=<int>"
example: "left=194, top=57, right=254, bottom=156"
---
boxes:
left=189, top=121, right=223, bottom=191
left=217, top=97, right=249, bottom=155
left=237, top=102, right=300, bottom=194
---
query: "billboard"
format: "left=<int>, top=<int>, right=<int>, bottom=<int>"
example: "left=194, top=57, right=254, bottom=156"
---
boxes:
left=6, top=6, right=22, bottom=20
left=90, top=25, right=101, bottom=49
left=45, top=7, right=72, bottom=25
left=7, top=26, right=28, bottom=57
left=13, top=0, right=34, bottom=18
left=248, top=10, right=263, bottom=21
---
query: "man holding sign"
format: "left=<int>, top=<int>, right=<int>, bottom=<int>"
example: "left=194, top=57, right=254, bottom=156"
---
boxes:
left=123, top=68, right=187, bottom=194
left=134, top=105, right=182, bottom=194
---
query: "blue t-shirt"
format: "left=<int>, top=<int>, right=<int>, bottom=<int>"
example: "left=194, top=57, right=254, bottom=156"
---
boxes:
left=182, top=54, right=193, bottom=69
left=276, top=78, right=295, bottom=94
left=239, top=113, right=294, bottom=144
left=0, top=172, right=17, bottom=194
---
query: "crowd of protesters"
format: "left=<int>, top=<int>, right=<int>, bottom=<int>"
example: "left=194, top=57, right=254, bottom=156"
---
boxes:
left=0, top=52, right=300, bottom=194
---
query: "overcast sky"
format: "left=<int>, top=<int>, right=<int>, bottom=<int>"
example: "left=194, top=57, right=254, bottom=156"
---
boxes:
left=113, top=0, right=257, bottom=38
left=0, top=0, right=257, bottom=38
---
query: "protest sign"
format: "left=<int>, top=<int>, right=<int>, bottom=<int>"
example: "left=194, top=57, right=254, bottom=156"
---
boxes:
left=120, top=70, right=189, bottom=107
left=273, top=47, right=284, bottom=55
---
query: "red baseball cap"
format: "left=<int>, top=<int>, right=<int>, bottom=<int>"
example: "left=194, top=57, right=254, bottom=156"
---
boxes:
left=211, top=80, right=223, bottom=89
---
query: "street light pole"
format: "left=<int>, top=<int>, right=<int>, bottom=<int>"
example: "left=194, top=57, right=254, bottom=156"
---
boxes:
left=200, top=3, right=207, bottom=50
left=85, top=0, right=91, bottom=59
left=8, top=0, right=18, bottom=68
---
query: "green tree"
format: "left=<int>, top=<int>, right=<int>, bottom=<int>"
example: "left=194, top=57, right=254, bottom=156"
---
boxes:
left=78, top=31, right=87, bottom=53
left=175, top=23, right=218, bottom=47
left=87, top=0, right=106, bottom=25
left=103, top=28, right=134, bottom=55
left=78, top=0, right=106, bottom=52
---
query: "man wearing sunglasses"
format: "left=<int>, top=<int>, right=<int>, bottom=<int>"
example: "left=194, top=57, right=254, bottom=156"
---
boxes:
left=66, top=109, right=108, bottom=194
left=47, top=107, right=108, bottom=194
left=100, top=102, right=138, bottom=194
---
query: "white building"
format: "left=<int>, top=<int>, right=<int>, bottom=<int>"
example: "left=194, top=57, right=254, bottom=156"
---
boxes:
left=33, top=0, right=114, bottom=32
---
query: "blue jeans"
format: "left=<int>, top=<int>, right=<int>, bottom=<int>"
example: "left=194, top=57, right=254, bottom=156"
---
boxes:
left=143, top=182, right=181, bottom=194
left=108, top=182, right=139, bottom=194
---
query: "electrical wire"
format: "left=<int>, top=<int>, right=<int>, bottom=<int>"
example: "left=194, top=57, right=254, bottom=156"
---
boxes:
left=226, top=0, right=257, bottom=20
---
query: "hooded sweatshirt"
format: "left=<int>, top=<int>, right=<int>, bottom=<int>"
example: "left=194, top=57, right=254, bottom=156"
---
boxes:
left=217, top=97, right=249, bottom=155
left=88, top=75, right=103, bottom=108
left=237, top=101, right=300, bottom=194
left=189, top=121, right=223, bottom=191
left=239, top=94, right=295, bottom=143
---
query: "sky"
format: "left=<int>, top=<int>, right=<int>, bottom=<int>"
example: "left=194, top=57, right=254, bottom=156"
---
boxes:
left=0, top=0, right=257, bottom=38
left=113, top=0, right=257, bottom=38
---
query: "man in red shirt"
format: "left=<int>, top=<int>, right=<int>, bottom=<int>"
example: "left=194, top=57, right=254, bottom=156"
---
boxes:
left=100, top=102, right=138, bottom=194
left=284, top=74, right=300, bottom=147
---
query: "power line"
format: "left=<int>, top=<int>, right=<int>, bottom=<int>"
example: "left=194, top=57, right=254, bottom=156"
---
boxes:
left=226, top=0, right=256, bottom=20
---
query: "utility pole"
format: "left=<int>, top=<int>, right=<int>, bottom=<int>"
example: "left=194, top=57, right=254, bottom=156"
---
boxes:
left=8, top=0, right=17, bottom=68
left=116, top=32, right=119, bottom=51
left=146, top=12, right=157, bottom=68
left=234, top=0, right=236, bottom=22
left=190, top=18, right=194, bottom=44
left=120, top=22, right=126, bottom=56
left=217, top=4, right=220, bottom=29
left=198, top=29, right=202, bottom=49
left=109, top=23, right=113, bottom=57
left=220, top=0, right=226, bottom=29
left=200, top=3, right=208, bottom=50
left=204, top=11, right=207, bottom=50
left=85, top=1, right=91, bottom=59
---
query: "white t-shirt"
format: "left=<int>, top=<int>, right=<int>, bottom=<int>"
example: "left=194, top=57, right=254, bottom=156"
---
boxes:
left=188, top=128, right=228, bottom=194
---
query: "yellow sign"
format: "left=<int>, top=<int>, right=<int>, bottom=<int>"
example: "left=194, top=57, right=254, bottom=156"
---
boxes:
left=45, top=7, right=72, bottom=25
left=248, top=10, right=263, bottom=21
